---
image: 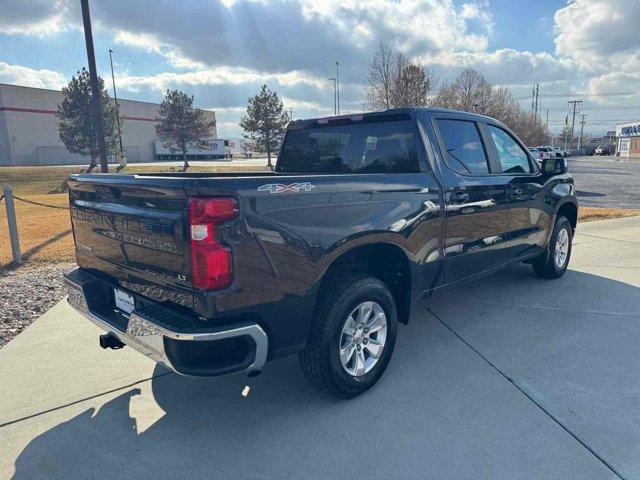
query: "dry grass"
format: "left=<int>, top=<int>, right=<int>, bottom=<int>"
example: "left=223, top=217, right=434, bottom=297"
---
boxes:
left=578, top=206, right=640, bottom=222
left=0, top=193, right=73, bottom=266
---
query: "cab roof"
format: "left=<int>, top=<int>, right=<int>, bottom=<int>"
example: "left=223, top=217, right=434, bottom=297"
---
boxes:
left=288, top=107, right=504, bottom=131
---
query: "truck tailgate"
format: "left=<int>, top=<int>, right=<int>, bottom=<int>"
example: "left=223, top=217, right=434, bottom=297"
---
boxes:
left=69, top=174, right=193, bottom=310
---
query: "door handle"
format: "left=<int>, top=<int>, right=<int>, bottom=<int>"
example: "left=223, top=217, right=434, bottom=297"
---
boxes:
left=449, top=190, right=469, bottom=203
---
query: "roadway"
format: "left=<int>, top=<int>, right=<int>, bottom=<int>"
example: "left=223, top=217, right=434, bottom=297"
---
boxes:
left=569, top=155, right=640, bottom=209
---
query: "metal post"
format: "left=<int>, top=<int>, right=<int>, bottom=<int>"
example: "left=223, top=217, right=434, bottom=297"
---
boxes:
left=3, top=186, right=22, bottom=264
left=568, top=100, right=582, bottom=151
left=108, top=49, right=124, bottom=158
left=81, top=0, right=109, bottom=173
left=578, top=114, right=587, bottom=150
left=336, top=61, right=340, bottom=115
left=328, top=77, right=336, bottom=115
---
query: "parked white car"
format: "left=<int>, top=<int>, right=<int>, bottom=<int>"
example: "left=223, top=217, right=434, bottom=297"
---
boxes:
left=535, top=146, right=553, bottom=160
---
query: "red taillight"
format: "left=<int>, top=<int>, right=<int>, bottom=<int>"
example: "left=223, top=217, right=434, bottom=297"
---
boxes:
left=188, top=197, right=239, bottom=290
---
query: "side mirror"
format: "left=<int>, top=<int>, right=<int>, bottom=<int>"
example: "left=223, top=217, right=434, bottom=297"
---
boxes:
left=541, top=157, right=567, bottom=175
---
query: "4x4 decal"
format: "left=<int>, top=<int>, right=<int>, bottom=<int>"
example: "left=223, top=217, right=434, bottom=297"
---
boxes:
left=258, top=182, right=316, bottom=193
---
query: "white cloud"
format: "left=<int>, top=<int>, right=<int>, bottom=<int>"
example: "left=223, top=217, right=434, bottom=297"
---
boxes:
left=554, top=0, right=640, bottom=70
left=113, top=30, right=207, bottom=70
left=426, top=48, right=575, bottom=87
left=4, top=0, right=640, bottom=135
left=0, top=62, right=66, bottom=90
left=117, top=66, right=329, bottom=93
left=84, top=0, right=495, bottom=80
left=0, top=0, right=71, bottom=36
left=587, top=72, right=640, bottom=103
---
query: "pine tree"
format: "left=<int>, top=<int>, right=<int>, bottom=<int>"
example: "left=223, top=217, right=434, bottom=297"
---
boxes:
left=155, top=90, right=215, bottom=172
left=239, top=85, right=290, bottom=169
left=560, top=124, right=572, bottom=149
left=56, top=68, right=121, bottom=172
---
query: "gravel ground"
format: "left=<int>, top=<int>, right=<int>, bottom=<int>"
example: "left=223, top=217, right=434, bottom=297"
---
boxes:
left=0, top=262, right=75, bottom=348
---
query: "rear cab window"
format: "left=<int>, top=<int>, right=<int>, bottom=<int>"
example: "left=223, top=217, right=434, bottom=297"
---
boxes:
left=277, top=117, right=422, bottom=173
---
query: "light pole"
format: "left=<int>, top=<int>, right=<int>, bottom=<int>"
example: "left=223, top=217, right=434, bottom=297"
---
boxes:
left=336, top=61, right=340, bottom=115
left=328, top=77, right=336, bottom=115
left=80, top=0, right=108, bottom=172
left=108, top=49, right=124, bottom=160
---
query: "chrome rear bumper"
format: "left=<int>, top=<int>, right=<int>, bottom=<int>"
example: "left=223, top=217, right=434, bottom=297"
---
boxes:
left=64, top=270, right=268, bottom=377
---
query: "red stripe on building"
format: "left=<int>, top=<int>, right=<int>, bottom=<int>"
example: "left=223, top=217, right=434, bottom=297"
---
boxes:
left=0, top=106, right=163, bottom=123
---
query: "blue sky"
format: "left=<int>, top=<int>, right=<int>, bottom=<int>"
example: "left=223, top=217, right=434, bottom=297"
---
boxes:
left=1, top=0, right=639, bottom=137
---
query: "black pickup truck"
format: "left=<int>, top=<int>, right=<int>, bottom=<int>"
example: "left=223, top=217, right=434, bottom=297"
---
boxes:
left=64, top=108, right=577, bottom=398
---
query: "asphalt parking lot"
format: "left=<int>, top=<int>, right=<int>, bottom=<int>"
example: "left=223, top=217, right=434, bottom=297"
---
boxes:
left=569, top=155, right=640, bottom=208
left=1, top=216, right=639, bottom=479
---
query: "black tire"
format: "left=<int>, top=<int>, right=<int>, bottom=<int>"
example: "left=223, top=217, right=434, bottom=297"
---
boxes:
left=299, top=275, right=398, bottom=399
left=532, top=215, right=573, bottom=279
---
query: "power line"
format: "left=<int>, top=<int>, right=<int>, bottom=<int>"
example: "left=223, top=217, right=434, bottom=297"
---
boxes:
left=514, top=91, right=635, bottom=101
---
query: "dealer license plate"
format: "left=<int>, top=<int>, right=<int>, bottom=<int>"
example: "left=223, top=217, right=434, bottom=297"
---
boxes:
left=114, top=288, right=135, bottom=314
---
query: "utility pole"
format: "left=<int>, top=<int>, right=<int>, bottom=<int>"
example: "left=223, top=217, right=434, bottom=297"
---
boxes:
left=534, top=84, right=539, bottom=120
left=336, top=61, right=340, bottom=115
left=567, top=100, right=582, bottom=150
left=80, top=0, right=108, bottom=173
left=108, top=49, right=123, bottom=159
left=546, top=108, right=549, bottom=146
left=578, top=114, right=587, bottom=150
left=328, top=77, right=336, bottom=115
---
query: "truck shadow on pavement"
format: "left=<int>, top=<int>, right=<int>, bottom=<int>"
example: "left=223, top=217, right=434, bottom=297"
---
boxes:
left=11, top=265, right=640, bottom=480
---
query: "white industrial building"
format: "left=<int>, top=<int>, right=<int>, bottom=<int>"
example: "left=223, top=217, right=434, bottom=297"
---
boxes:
left=0, top=83, right=217, bottom=166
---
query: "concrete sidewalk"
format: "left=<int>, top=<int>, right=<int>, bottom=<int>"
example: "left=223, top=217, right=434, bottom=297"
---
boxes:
left=2, top=217, right=639, bottom=479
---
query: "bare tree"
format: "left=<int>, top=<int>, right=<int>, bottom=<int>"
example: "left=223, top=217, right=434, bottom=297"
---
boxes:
left=367, top=42, right=395, bottom=110
left=367, top=43, right=436, bottom=110
left=432, top=68, right=492, bottom=113
left=432, top=68, right=549, bottom=145
left=390, top=55, right=437, bottom=108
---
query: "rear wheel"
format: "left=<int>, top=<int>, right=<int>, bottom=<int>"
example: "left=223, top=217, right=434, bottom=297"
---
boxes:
left=299, top=275, right=398, bottom=398
left=532, top=215, right=573, bottom=279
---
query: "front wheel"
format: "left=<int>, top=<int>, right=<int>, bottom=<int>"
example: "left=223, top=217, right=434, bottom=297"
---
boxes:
left=532, top=215, right=573, bottom=279
left=299, top=276, right=398, bottom=398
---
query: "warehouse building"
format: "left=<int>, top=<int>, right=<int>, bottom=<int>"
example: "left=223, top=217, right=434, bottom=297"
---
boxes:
left=0, top=83, right=216, bottom=166
left=615, top=120, right=640, bottom=158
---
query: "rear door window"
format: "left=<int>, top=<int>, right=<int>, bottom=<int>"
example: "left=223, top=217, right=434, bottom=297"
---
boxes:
left=435, top=119, right=490, bottom=175
left=487, top=125, right=533, bottom=174
left=278, top=120, right=421, bottom=173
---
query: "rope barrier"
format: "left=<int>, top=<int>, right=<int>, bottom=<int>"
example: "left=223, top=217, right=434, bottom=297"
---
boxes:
left=12, top=195, right=70, bottom=211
